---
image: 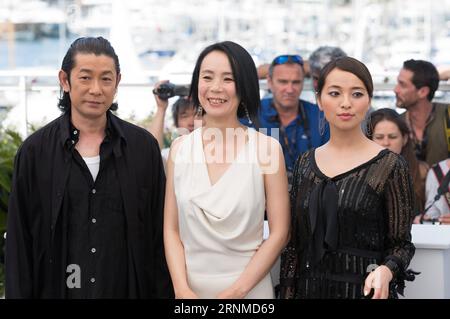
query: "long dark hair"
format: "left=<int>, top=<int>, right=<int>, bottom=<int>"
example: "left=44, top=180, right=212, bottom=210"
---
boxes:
left=367, top=108, right=427, bottom=213
left=189, top=41, right=260, bottom=128
left=58, top=36, right=120, bottom=113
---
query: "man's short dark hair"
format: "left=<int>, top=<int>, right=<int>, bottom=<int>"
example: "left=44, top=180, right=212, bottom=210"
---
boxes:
left=403, top=59, right=439, bottom=101
left=172, top=97, right=195, bottom=128
left=58, top=37, right=121, bottom=113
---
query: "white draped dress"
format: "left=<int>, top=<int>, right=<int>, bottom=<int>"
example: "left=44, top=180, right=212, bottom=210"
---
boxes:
left=173, top=127, right=274, bottom=299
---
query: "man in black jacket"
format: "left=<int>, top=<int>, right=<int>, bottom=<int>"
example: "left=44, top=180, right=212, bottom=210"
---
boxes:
left=5, top=37, right=173, bottom=298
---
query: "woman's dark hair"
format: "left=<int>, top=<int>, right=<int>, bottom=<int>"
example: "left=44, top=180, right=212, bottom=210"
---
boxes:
left=172, top=97, right=195, bottom=127
left=366, top=108, right=409, bottom=140
left=366, top=108, right=426, bottom=213
left=58, top=36, right=121, bottom=113
left=189, top=41, right=260, bottom=128
left=316, top=56, right=373, bottom=98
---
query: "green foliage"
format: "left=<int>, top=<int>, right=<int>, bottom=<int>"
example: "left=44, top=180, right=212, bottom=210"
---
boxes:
left=121, top=111, right=177, bottom=149
left=0, top=129, right=22, bottom=215
left=0, top=128, right=23, bottom=297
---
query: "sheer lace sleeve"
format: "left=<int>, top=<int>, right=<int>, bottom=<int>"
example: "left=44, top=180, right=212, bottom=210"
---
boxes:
left=279, top=152, right=310, bottom=299
left=279, top=244, right=297, bottom=298
left=383, top=155, right=417, bottom=295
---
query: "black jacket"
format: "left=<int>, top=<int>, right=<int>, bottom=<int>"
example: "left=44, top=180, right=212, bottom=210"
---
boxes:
left=5, top=112, right=173, bottom=298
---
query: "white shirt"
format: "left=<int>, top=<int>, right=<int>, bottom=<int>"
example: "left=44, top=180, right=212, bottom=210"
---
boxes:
left=425, top=159, right=450, bottom=218
left=82, top=155, right=100, bottom=182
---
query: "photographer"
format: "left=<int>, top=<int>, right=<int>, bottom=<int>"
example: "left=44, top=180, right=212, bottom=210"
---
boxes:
left=149, top=81, right=197, bottom=166
left=423, top=158, right=450, bottom=224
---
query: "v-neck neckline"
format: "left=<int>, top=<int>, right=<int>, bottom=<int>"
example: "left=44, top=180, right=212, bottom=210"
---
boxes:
left=199, top=127, right=252, bottom=188
left=310, top=148, right=390, bottom=181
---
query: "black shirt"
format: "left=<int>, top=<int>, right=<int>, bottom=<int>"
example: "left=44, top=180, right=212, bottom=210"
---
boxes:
left=280, top=149, right=416, bottom=299
left=6, top=111, right=173, bottom=298
left=65, top=120, right=128, bottom=298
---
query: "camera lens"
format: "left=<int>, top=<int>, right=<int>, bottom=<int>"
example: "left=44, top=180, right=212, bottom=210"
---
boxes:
left=152, top=83, right=175, bottom=100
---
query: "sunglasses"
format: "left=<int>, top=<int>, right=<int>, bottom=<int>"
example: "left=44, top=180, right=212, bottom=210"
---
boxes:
left=272, top=55, right=304, bottom=66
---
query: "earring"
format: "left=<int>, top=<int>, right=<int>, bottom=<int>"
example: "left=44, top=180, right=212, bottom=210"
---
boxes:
left=364, top=117, right=372, bottom=137
left=318, top=110, right=326, bottom=136
left=242, top=102, right=252, bottom=125
left=197, top=105, right=203, bottom=117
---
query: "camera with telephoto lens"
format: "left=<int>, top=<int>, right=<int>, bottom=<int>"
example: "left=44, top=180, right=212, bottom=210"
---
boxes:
left=152, top=82, right=190, bottom=100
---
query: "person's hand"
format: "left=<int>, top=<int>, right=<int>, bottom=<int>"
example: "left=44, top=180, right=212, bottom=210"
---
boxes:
left=413, top=214, right=422, bottom=224
left=438, top=66, right=450, bottom=81
left=439, top=214, right=450, bottom=225
left=216, top=285, right=247, bottom=299
left=363, top=265, right=393, bottom=299
left=153, top=80, right=169, bottom=112
left=257, top=64, right=270, bottom=79
left=175, top=287, right=199, bottom=299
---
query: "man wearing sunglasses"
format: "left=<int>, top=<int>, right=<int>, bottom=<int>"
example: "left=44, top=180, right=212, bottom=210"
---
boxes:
left=247, top=54, right=329, bottom=187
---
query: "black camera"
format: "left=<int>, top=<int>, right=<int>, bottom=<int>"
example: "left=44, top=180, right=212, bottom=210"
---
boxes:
left=152, top=82, right=190, bottom=100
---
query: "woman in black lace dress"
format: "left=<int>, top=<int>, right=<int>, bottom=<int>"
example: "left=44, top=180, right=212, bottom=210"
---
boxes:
left=279, top=57, right=416, bottom=299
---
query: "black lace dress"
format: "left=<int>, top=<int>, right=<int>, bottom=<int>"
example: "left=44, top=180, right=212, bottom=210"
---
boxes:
left=279, top=149, right=416, bottom=299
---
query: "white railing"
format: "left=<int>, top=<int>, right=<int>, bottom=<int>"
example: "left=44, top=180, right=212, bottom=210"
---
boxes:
left=1, top=70, right=450, bottom=138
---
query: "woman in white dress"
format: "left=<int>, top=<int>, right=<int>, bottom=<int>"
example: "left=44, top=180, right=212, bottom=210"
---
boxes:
left=163, top=41, right=290, bottom=299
